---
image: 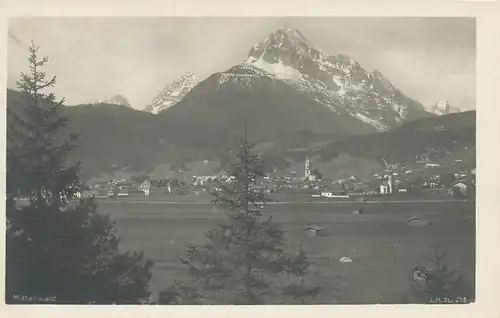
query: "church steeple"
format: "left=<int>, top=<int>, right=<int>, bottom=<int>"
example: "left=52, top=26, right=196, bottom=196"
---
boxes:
left=305, top=156, right=311, bottom=178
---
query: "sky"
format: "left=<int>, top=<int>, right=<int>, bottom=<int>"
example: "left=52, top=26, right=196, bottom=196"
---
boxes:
left=7, top=17, right=476, bottom=110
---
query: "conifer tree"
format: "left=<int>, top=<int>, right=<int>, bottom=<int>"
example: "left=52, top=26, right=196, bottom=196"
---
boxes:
left=6, top=41, right=153, bottom=304
left=410, top=245, right=470, bottom=303
left=281, top=241, right=321, bottom=304
left=160, top=127, right=318, bottom=304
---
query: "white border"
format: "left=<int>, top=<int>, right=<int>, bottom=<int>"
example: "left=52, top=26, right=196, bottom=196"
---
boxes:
left=1, top=1, right=499, bottom=317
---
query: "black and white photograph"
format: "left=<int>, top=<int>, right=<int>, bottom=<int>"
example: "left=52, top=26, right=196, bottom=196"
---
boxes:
left=5, top=15, right=481, bottom=306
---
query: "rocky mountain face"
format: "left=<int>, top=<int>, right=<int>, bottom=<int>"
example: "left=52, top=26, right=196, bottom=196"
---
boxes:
left=425, top=99, right=462, bottom=116
left=144, top=71, right=200, bottom=114
left=234, top=28, right=433, bottom=131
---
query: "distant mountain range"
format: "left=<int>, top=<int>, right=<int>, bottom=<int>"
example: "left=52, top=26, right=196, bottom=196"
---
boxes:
left=7, top=28, right=473, bottom=180
left=145, top=28, right=434, bottom=132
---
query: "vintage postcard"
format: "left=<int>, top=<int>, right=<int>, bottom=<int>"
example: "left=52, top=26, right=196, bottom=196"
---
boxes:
left=1, top=0, right=499, bottom=318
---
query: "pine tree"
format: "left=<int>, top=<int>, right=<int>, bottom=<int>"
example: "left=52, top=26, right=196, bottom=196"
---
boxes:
left=6, top=41, right=153, bottom=304
left=160, top=127, right=318, bottom=304
left=281, top=241, right=321, bottom=304
left=410, top=245, right=469, bottom=303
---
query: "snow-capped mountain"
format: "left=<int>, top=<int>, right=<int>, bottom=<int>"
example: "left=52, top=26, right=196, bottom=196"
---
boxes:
left=144, top=71, right=200, bottom=114
left=216, top=28, right=432, bottom=131
left=90, top=94, right=132, bottom=107
left=425, top=99, right=461, bottom=116
left=106, top=94, right=131, bottom=107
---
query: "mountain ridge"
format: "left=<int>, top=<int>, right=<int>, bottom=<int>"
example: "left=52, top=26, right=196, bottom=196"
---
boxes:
left=145, top=28, right=434, bottom=131
left=237, top=28, right=434, bottom=131
left=6, top=88, right=474, bottom=180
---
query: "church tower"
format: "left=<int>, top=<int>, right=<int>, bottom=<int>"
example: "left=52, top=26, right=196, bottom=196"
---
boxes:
left=305, top=156, right=312, bottom=180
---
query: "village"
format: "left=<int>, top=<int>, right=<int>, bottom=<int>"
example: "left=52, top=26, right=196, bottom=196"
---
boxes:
left=81, top=154, right=476, bottom=202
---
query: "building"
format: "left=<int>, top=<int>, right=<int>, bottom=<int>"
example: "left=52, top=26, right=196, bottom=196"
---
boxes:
left=116, top=188, right=129, bottom=197
left=139, top=180, right=151, bottom=196
left=304, top=156, right=316, bottom=182
left=380, top=185, right=390, bottom=194
left=379, top=175, right=394, bottom=195
left=320, top=192, right=349, bottom=198
left=425, top=163, right=441, bottom=168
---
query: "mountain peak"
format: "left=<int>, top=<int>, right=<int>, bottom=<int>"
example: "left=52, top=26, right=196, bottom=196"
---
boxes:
left=248, top=28, right=313, bottom=64
left=108, top=94, right=131, bottom=107
left=425, top=99, right=461, bottom=116
left=219, top=27, right=432, bottom=132
left=89, top=94, right=131, bottom=107
left=144, top=71, right=200, bottom=114
left=246, top=28, right=366, bottom=78
left=437, top=99, right=450, bottom=108
left=274, top=28, right=311, bottom=44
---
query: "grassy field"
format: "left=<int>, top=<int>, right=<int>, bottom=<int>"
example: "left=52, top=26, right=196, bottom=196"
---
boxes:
left=100, top=200, right=475, bottom=304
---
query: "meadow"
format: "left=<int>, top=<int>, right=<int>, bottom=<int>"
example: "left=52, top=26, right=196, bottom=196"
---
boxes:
left=100, top=199, right=475, bottom=304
